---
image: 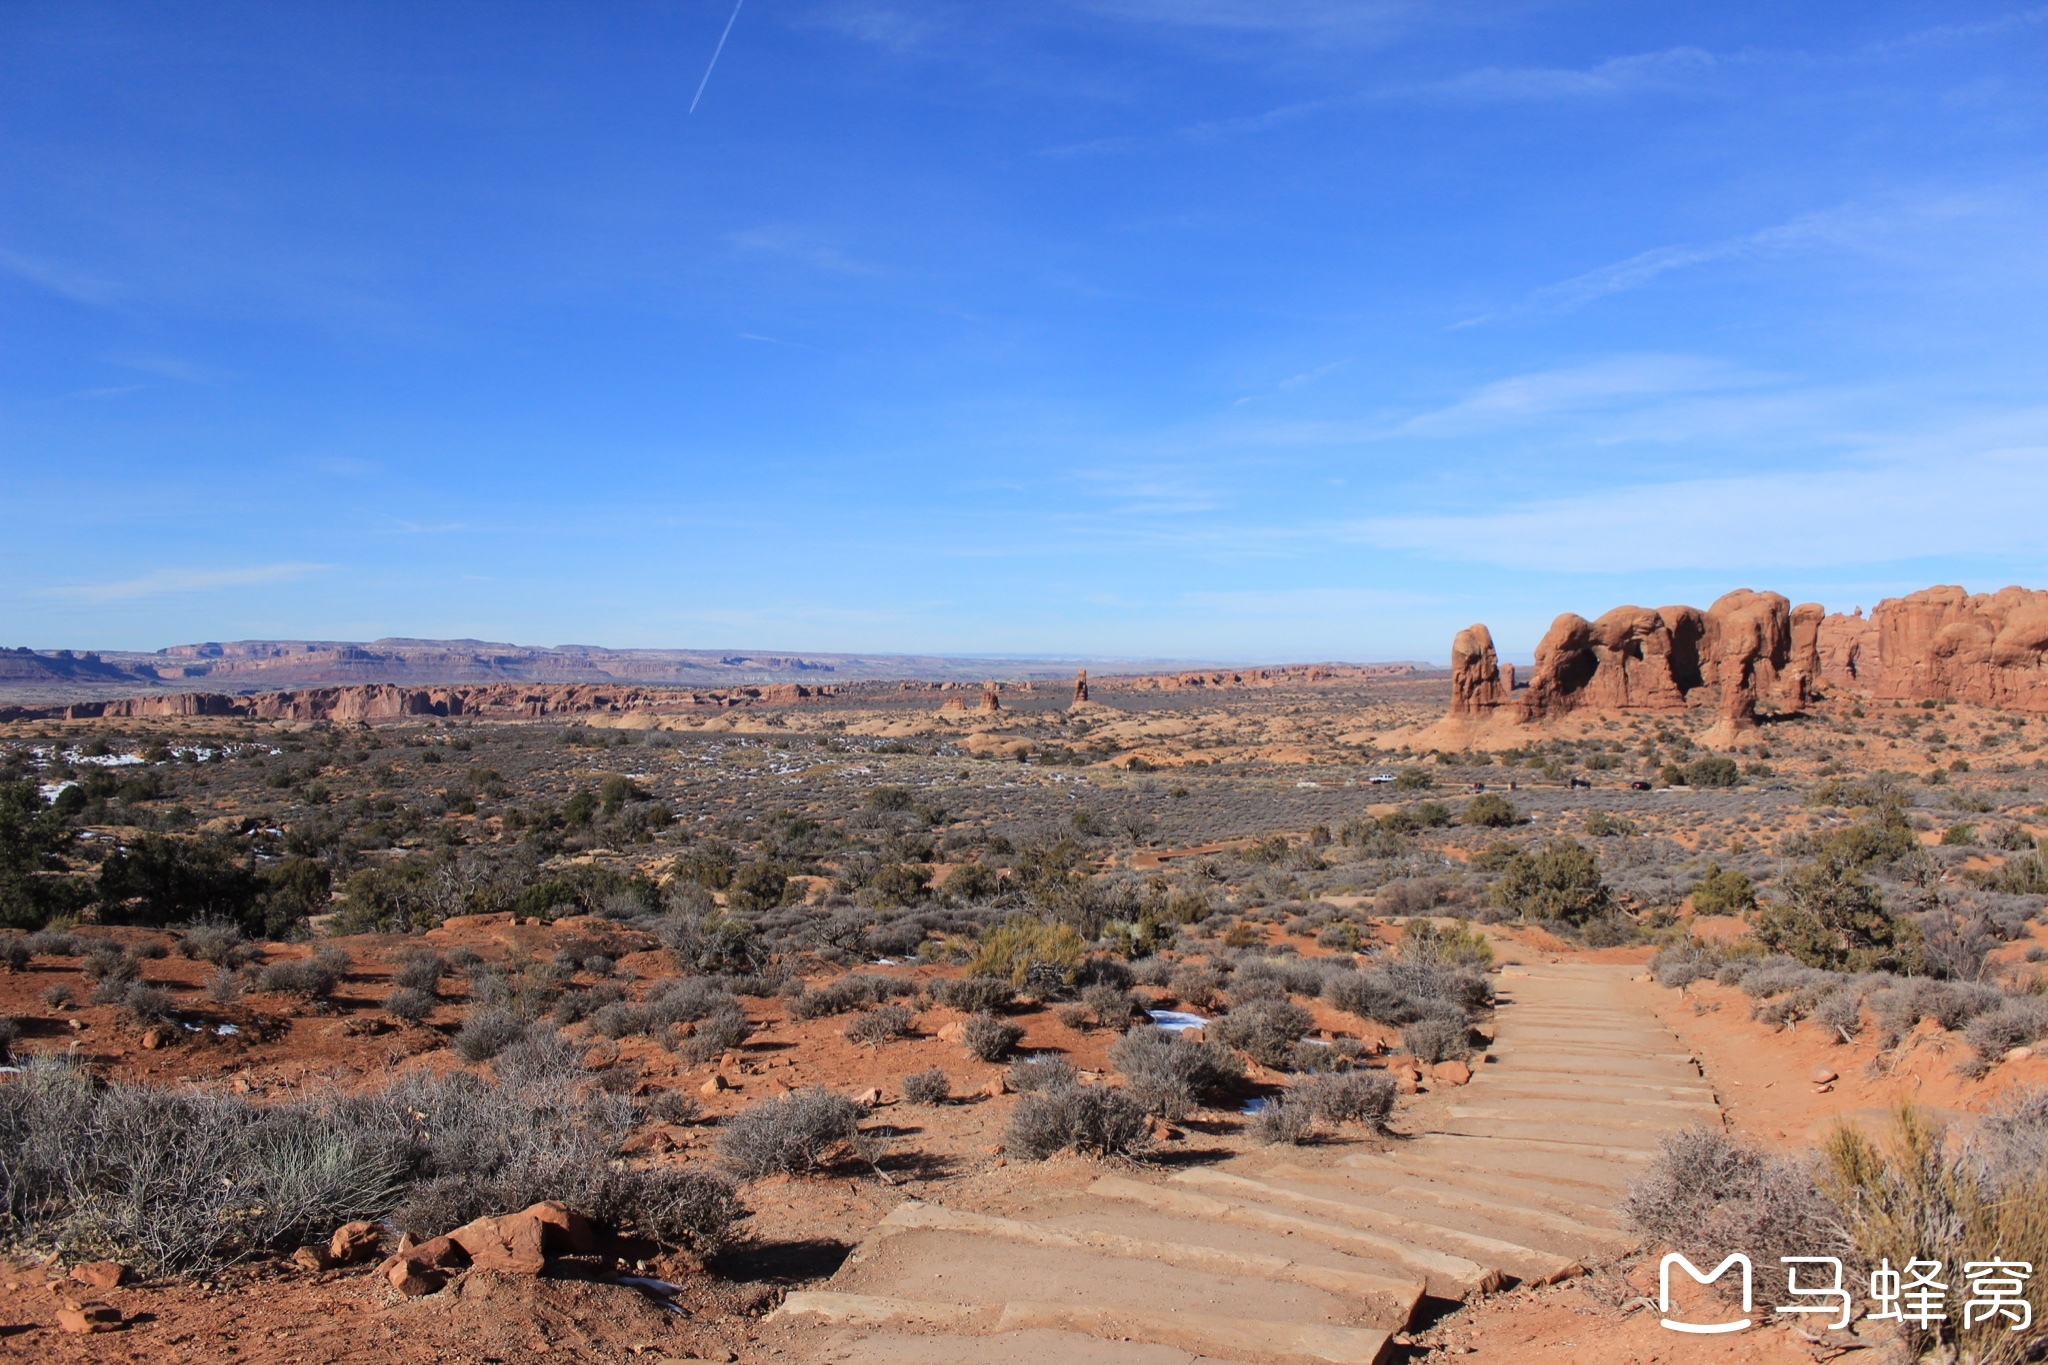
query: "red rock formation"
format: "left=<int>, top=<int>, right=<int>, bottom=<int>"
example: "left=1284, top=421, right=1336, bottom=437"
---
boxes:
left=1448, top=625, right=1513, bottom=717
left=1074, top=669, right=1088, bottom=705
left=8, top=680, right=838, bottom=726
left=977, top=681, right=1002, bottom=714
left=1818, top=609, right=1881, bottom=692
left=1872, top=585, right=2048, bottom=710
left=1518, top=607, right=1701, bottom=723
left=1699, top=589, right=1798, bottom=727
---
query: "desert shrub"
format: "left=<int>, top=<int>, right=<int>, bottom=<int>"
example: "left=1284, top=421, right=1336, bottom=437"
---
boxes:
left=1004, top=1084, right=1150, bottom=1161
left=26, top=931, right=81, bottom=957
left=256, top=957, right=339, bottom=1000
left=451, top=1011, right=529, bottom=1063
left=0, top=1053, right=744, bottom=1273
left=1315, top=921, right=1360, bottom=951
left=1080, top=983, right=1135, bottom=1029
left=0, top=1017, right=17, bottom=1062
left=1582, top=810, right=1639, bottom=837
left=1963, top=999, right=2048, bottom=1059
left=1462, top=794, right=1517, bottom=828
left=1167, top=963, right=1223, bottom=1010
left=0, top=940, right=28, bottom=973
left=1689, top=864, right=1758, bottom=916
left=1814, top=987, right=1866, bottom=1041
left=968, top=916, right=1084, bottom=991
left=933, top=976, right=1013, bottom=1014
left=786, top=973, right=912, bottom=1020
left=961, top=1011, right=1024, bottom=1062
left=41, top=982, right=75, bottom=1009
left=675, top=1003, right=752, bottom=1064
left=1817, top=1100, right=2048, bottom=1365
left=1248, top=1097, right=1317, bottom=1146
left=1751, top=861, right=1919, bottom=973
left=1941, top=823, right=1978, bottom=847
left=1683, top=756, right=1741, bottom=789
left=175, top=921, right=258, bottom=969
left=1625, top=1126, right=1843, bottom=1279
left=383, top=987, right=436, bottom=1024
left=1489, top=839, right=1611, bottom=924
left=643, top=1090, right=702, bottom=1125
left=1399, top=917, right=1492, bottom=968
left=391, top=950, right=447, bottom=995
left=1007, top=1054, right=1078, bottom=1093
left=205, top=970, right=243, bottom=1007
left=1867, top=978, right=2004, bottom=1047
left=1401, top=1017, right=1471, bottom=1064
left=658, top=908, right=765, bottom=976
left=1211, top=1000, right=1315, bottom=1069
left=1291, top=1070, right=1395, bottom=1129
left=1108, top=1026, right=1242, bottom=1119
left=901, top=1068, right=950, bottom=1105
left=1986, top=855, right=2048, bottom=895
left=716, top=1087, right=867, bottom=1178
left=843, top=1003, right=915, bottom=1047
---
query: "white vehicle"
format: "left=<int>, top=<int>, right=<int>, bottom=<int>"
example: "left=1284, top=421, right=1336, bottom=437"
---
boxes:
left=1367, top=772, right=1396, bottom=784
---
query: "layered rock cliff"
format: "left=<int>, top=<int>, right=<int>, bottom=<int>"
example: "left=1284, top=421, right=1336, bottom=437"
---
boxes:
left=1444, top=583, right=2048, bottom=733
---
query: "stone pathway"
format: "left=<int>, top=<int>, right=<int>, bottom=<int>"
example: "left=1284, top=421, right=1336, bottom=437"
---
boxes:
left=773, top=962, right=1717, bottom=1365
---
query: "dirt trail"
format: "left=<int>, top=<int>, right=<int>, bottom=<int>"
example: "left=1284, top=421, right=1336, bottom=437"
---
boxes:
left=771, top=961, right=1708, bottom=1365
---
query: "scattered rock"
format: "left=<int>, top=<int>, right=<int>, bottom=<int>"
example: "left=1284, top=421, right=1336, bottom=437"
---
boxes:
left=1144, top=1115, right=1183, bottom=1141
left=57, top=1303, right=126, bottom=1334
left=978, top=1076, right=1008, bottom=1099
left=2006, top=1046, right=2033, bottom=1063
left=520, top=1201, right=596, bottom=1255
left=1432, top=1060, right=1472, bottom=1086
left=69, top=1261, right=126, bottom=1290
left=448, top=1210, right=547, bottom=1275
left=329, top=1220, right=381, bottom=1265
left=699, top=1074, right=731, bottom=1096
left=853, top=1087, right=882, bottom=1107
left=140, top=1027, right=166, bottom=1050
left=383, top=1256, right=446, bottom=1297
left=291, top=1245, right=331, bottom=1272
left=1810, top=1065, right=1839, bottom=1085
left=936, top=1022, right=966, bottom=1043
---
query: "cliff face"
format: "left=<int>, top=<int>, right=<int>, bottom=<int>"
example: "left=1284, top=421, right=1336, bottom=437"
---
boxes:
left=1453, top=589, right=1820, bottom=730
left=0, top=681, right=834, bottom=725
left=1444, top=583, right=2046, bottom=732
left=1871, top=585, right=2048, bottom=711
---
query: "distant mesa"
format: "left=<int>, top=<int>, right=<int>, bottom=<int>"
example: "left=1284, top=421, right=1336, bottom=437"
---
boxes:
left=1439, top=583, right=2048, bottom=743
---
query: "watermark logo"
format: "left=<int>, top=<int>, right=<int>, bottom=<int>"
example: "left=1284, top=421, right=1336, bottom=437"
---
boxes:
left=1657, top=1255, right=2033, bottom=1335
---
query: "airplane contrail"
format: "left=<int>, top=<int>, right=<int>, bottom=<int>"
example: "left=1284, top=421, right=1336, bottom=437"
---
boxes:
left=689, top=0, right=747, bottom=114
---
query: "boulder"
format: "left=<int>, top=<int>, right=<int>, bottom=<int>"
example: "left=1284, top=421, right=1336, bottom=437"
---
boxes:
left=448, top=1210, right=548, bottom=1275
left=699, top=1073, right=731, bottom=1097
left=516, top=1201, right=595, bottom=1255
left=69, top=1261, right=126, bottom=1290
left=852, top=1087, right=882, bottom=1107
left=1431, top=1060, right=1472, bottom=1086
left=1810, top=1064, right=1839, bottom=1085
left=329, top=1220, right=381, bottom=1265
left=382, top=1256, right=447, bottom=1297
left=56, top=1303, right=125, bottom=1334
left=292, top=1245, right=331, bottom=1272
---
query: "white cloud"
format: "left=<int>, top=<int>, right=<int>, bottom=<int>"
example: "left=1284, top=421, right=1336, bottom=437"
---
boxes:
left=47, top=563, right=332, bottom=602
left=1348, top=432, right=2048, bottom=572
left=1412, top=46, right=1719, bottom=102
left=1399, top=355, right=1753, bottom=435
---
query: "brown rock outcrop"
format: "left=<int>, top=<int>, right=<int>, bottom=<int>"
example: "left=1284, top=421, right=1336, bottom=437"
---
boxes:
left=1518, top=607, right=1700, bottom=723
left=1073, top=669, right=1088, bottom=705
left=1448, top=625, right=1513, bottom=717
left=1817, top=609, right=1880, bottom=691
left=1872, top=585, right=2048, bottom=710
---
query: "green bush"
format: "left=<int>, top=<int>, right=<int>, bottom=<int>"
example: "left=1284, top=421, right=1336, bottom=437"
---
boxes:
left=1748, top=861, right=1919, bottom=972
left=1488, top=839, right=1611, bottom=924
left=1689, top=864, right=1757, bottom=916
left=967, top=916, right=1083, bottom=989
left=1462, top=794, right=1518, bottom=828
left=1684, top=756, right=1741, bottom=788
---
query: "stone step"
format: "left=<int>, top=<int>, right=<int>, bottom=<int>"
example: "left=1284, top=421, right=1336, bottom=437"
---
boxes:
left=1466, top=1084, right=1718, bottom=1111
left=1380, top=1133, right=1657, bottom=1184
left=830, top=1225, right=1374, bottom=1340
left=1336, top=1152, right=1623, bottom=1226
left=1089, top=1175, right=1501, bottom=1299
left=773, top=1291, right=1392, bottom=1365
left=810, top=1325, right=1264, bottom=1365
left=1426, top=1115, right=1672, bottom=1148
left=1024, top=1199, right=1427, bottom=1328
left=1260, top=1163, right=1637, bottom=1259
left=1443, top=1100, right=1720, bottom=1124
left=1468, top=1072, right=1716, bottom=1101
left=864, top=1201, right=1423, bottom=1330
left=1169, top=1168, right=1582, bottom=1287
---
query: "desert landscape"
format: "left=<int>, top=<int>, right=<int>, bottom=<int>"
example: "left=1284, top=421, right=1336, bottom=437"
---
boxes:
left=1, top=584, right=2043, bottom=1363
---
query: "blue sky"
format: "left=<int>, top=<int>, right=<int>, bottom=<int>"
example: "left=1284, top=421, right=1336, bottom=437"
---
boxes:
left=4, top=2, right=2045, bottom=663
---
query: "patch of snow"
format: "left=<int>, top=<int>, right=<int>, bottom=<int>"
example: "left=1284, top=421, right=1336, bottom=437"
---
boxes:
left=1146, top=1009, right=1208, bottom=1033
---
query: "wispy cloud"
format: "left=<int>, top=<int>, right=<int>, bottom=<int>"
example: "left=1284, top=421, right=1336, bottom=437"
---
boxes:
left=728, top=226, right=881, bottom=276
left=0, top=245, right=120, bottom=306
left=46, top=563, right=332, bottom=602
left=1405, top=46, right=1719, bottom=102
left=1347, top=418, right=2048, bottom=572
left=1398, top=355, right=1754, bottom=435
